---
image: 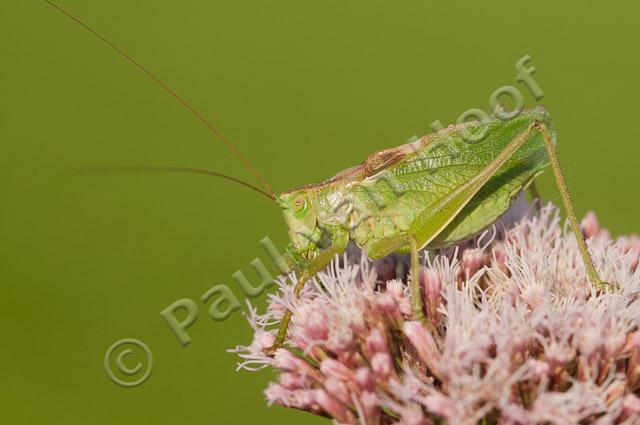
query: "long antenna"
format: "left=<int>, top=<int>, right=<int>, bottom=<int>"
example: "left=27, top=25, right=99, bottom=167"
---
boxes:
left=45, top=0, right=276, bottom=201
left=77, top=165, right=275, bottom=200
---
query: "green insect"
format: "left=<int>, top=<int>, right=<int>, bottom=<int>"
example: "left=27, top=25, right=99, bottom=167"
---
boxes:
left=48, top=1, right=613, bottom=353
left=271, top=108, right=613, bottom=350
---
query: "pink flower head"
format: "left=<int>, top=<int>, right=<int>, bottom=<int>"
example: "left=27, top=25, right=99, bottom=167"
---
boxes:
left=234, top=204, right=640, bottom=424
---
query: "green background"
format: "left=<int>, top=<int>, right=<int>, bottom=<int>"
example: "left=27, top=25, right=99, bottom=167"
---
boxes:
left=2, top=1, right=638, bottom=424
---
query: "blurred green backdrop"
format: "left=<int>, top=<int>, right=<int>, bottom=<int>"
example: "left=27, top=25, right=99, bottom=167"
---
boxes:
left=2, top=1, right=639, bottom=424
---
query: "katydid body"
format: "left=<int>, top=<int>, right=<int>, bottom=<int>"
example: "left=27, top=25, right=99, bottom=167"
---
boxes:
left=280, top=107, right=552, bottom=261
left=274, top=106, right=610, bottom=349
left=47, top=1, right=612, bottom=355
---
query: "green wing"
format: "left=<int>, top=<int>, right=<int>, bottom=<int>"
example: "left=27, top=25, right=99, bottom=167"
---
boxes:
left=350, top=106, right=553, bottom=249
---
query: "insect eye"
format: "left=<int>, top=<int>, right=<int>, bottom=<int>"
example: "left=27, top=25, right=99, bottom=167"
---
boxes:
left=293, top=197, right=306, bottom=212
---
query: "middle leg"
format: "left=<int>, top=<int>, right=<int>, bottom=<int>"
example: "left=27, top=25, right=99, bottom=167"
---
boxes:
left=367, top=233, right=426, bottom=321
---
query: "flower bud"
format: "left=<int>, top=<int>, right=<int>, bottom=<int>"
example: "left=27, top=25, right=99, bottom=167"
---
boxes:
left=421, top=268, right=441, bottom=320
left=325, top=376, right=351, bottom=406
left=315, top=389, right=352, bottom=424
left=360, top=391, right=381, bottom=424
left=274, top=349, right=314, bottom=375
left=320, top=358, right=355, bottom=382
left=581, top=211, right=600, bottom=239
left=279, top=372, right=309, bottom=390
left=355, top=367, right=374, bottom=391
left=377, top=292, right=399, bottom=315
left=403, top=321, right=441, bottom=373
left=306, top=309, right=329, bottom=341
left=460, top=247, right=486, bottom=281
left=366, top=328, right=388, bottom=355
left=327, top=324, right=355, bottom=355
left=371, top=352, right=393, bottom=380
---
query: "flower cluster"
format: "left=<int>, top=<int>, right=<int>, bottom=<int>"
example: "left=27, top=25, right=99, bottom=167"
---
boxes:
left=231, top=203, right=640, bottom=425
